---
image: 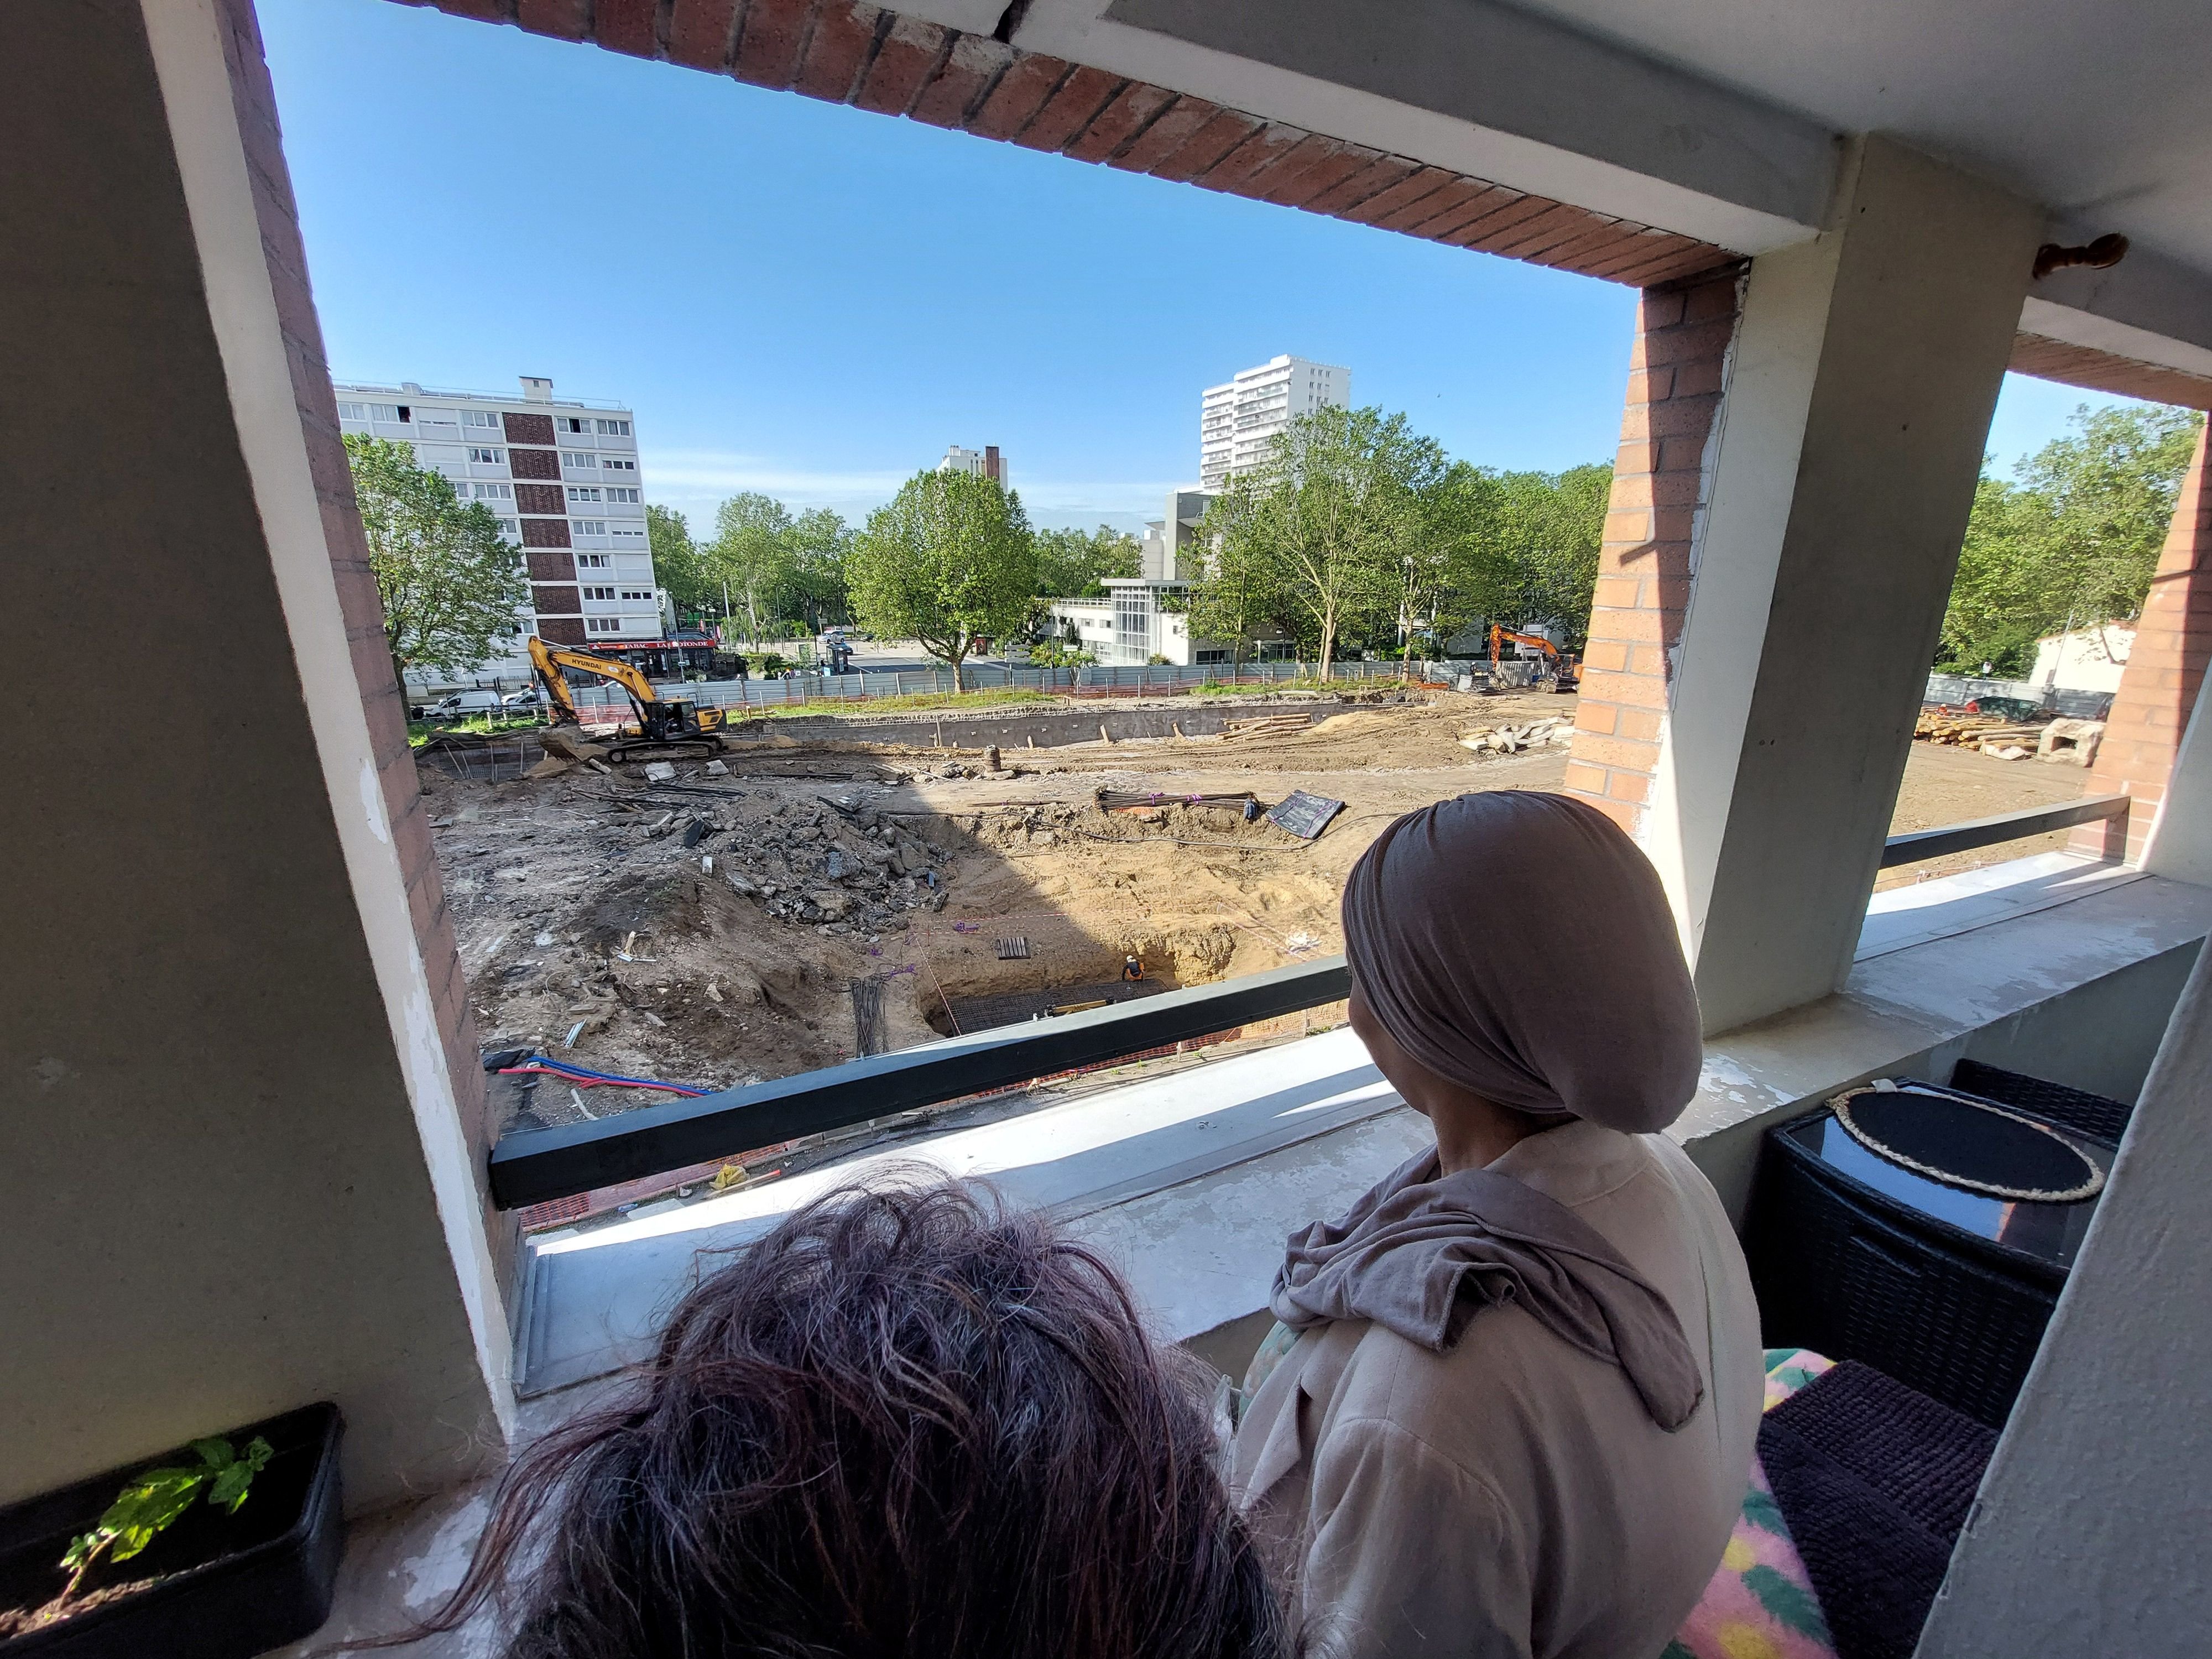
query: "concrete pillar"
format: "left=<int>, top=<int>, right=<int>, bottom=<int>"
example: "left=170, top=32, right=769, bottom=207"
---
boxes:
left=1572, top=137, right=2042, bottom=1033
left=0, top=0, right=513, bottom=1511
left=2067, top=426, right=2212, bottom=873
left=1913, top=943, right=2212, bottom=1657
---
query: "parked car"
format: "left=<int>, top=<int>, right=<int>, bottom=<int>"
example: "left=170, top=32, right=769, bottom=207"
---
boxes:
left=415, top=688, right=503, bottom=721
left=501, top=687, right=547, bottom=710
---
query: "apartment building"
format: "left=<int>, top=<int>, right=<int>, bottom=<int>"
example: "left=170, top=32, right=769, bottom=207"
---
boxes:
left=334, top=375, right=659, bottom=679
left=1198, top=355, right=1350, bottom=491
left=939, top=442, right=1009, bottom=490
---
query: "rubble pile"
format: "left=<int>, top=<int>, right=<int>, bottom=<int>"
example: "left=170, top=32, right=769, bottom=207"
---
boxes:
left=710, top=797, right=951, bottom=933
left=1460, top=716, right=1575, bottom=754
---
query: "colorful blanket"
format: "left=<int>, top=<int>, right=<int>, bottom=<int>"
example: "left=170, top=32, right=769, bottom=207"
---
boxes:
left=1665, top=1348, right=1838, bottom=1659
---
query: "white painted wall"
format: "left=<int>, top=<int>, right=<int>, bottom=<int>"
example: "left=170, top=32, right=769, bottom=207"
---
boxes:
left=1915, top=941, right=2212, bottom=1656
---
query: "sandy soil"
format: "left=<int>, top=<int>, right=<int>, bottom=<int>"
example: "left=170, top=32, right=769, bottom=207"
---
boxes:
left=427, top=689, right=2090, bottom=1136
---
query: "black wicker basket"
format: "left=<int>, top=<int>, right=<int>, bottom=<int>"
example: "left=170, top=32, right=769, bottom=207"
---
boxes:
left=1948, top=1058, right=2133, bottom=1145
left=1746, top=1081, right=2112, bottom=1431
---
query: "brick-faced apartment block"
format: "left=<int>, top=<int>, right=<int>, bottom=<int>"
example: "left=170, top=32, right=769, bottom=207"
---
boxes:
left=334, top=377, right=660, bottom=679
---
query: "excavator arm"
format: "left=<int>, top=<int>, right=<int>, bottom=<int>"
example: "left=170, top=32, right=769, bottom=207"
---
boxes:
left=529, top=634, right=660, bottom=724
left=1488, top=624, right=1561, bottom=667
left=526, top=634, right=726, bottom=759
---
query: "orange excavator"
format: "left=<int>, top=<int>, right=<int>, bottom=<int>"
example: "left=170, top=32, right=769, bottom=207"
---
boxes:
left=528, top=635, right=728, bottom=764
left=1489, top=624, right=1579, bottom=692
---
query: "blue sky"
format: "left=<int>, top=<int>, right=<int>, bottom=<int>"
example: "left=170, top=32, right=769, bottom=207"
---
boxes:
left=262, top=0, right=2143, bottom=535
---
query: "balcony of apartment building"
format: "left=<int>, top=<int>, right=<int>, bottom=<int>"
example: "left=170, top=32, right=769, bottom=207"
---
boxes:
left=12, top=1, right=2212, bottom=1654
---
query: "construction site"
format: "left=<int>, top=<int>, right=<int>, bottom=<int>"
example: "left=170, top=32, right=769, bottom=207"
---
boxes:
left=418, top=676, right=2102, bottom=1207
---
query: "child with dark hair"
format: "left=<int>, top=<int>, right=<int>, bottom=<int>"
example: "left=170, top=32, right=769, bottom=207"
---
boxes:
left=379, top=1180, right=1288, bottom=1659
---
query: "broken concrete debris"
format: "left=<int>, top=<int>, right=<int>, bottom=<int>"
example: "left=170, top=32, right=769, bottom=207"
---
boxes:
left=643, top=761, right=678, bottom=782
left=1460, top=716, right=1573, bottom=754
left=703, top=759, right=729, bottom=778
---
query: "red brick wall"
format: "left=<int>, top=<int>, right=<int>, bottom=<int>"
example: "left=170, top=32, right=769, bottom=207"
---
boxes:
left=2072, top=424, right=2212, bottom=863
left=1563, top=265, right=1746, bottom=830
left=514, top=481, right=564, bottom=513
left=509, top=447, right=560, bottom=481
left=208, top=0, right=512, bottom=1281
left=538, top=617, right=588, bottom=646
left=521, top=517, right=572, bottom=547
left=502, top=410, right=555, bottom=445
left=526, top=550, right=576, bottom=581
left=533, top=584, right=582, bottom=615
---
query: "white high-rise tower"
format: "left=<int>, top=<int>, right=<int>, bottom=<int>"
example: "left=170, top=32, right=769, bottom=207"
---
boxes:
left=1199, top=354, right=1350, bottom=491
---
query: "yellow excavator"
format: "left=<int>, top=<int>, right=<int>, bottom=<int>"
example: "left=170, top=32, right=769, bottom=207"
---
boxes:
left=527, top=635, right=728, bottom=764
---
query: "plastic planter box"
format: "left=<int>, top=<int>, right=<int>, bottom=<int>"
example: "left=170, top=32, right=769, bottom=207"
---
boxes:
left=0, top=1404, right=343, bottom=1658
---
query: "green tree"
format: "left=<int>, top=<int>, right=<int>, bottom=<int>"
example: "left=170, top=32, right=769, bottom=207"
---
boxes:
left=1940, top=405, right=2203, bottom=673
left=1036, top=524, right=1142, bottom=597
left=646, top=504, right=714, bottom=625
left=706, top=492, right=796, bottom=637
left=780, top=507, right=853, bottom=630
left=1187, top=477, right=1288, bottom=669
left=1226, top=405, right=1447, bottom=677
left=1460, top=463, right=1611, bottom=647
left=848, top=469, right=1037, bottom=688
left=346, top=434, right=529, bottom=682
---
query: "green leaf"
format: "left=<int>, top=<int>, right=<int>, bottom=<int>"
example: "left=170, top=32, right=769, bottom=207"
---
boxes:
left=192, top=1437, right=234, bottom=1469
left=208, top=1436, right=274, bottom=1512
left=61, top=1531, right=104, bottom=1572
left=102, top=1467, right=208, bottom=1562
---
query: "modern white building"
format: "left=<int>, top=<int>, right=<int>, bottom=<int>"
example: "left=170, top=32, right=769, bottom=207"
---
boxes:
left=2032, top=624, right=2135, bottom=693
left=1138, top=487, right=1217, bottom=581
left=938, top=443, right=1009, bottom=491
left=335, top=375, right=663, bottom=686
left=1199, top=354, right=1350, bottom=491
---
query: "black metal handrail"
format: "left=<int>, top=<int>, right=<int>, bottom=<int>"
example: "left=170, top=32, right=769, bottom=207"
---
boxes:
left=1878, top=793, right=2127, bottom=868
left=489, top=956, right=1352, bottom=1210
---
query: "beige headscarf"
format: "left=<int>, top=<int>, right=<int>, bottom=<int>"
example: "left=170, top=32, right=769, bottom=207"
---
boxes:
left=1280, top=791, right=1708, bottom=1427
left=1340, top=791, right=1702, bottom=1134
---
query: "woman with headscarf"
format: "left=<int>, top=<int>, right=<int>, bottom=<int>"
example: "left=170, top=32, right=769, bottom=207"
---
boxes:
left=1233, top=791, right=1763, bottom=1659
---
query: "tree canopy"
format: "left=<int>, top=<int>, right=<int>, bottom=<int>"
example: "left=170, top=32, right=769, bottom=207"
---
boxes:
left=706, top=492, right=797, bottom=635
left=1036, top=524, right=1142, bottom=597
left=1184, top=406, right=1610, bottom=671
left=646, top=504, right=715, bottom=623
left=848, top=469, right=1037, bottom=685
left=1940, top=404, right=2204, bottom=674
left=346, top=434, right=529, bottom=680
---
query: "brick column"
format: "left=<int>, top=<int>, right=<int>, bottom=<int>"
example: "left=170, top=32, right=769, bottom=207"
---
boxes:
left=1563, top=265, right=1745, bottom=830
left=2072, top=424, right=2212, bottom=863
left=212, top=0, right=512, bottom=1284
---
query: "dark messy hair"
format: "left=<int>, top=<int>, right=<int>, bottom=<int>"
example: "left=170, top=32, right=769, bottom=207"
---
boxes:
left=383, top=1178, right=1288, bottom=1658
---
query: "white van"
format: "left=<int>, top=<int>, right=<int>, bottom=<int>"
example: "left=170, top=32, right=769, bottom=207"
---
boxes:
left=416, top=689, right=503, bottom=720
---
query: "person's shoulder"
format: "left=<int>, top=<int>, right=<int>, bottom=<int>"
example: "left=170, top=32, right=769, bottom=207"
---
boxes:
left=1330, top=1305, right=1563, bottom=1449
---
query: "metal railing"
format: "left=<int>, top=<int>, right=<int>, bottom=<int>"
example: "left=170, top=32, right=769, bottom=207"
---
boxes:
left=489, top=957, right=1352, bottom=1210
left=484, top=797, right=2133, bottom=1211
left=1877, top=794, right=2127, bottom=868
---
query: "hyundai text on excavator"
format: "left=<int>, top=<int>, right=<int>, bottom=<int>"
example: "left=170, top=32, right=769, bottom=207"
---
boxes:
left=1488, top=624, right=1580, bottom=692
left=527, top=635, right=728, bottom=764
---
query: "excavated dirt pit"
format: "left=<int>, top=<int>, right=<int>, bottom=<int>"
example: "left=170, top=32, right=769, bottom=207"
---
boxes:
left=427, top=685, right=2083, bottom=1147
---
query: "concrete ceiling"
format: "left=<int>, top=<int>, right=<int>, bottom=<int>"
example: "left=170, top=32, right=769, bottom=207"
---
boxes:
left=1507, top=0, right=2212, bottom=270
left=1037, top=0, right=2212, bottom=375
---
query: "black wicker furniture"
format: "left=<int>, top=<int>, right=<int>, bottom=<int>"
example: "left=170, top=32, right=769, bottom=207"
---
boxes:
left=1745, top=1077, right=2117, bottom=1430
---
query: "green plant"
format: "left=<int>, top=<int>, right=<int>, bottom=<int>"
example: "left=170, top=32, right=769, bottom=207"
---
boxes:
left=54, top=1436, right=273, bottom=1611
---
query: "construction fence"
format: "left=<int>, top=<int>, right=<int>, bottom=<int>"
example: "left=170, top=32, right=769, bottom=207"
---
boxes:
left=570, top=657, right=1518, bottom=710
